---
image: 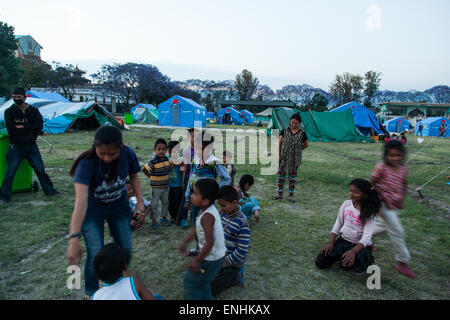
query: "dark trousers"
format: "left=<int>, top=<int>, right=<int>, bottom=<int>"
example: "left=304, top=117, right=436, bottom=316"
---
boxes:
left=315, top=237, right=374, bottom=272
left=211, top=265, right=241, bottom=296
left=168, top=186, right=182, bottom=221
left=0, top=144, right=58, bottom=202
left=177, top=180, right=189, bottom=223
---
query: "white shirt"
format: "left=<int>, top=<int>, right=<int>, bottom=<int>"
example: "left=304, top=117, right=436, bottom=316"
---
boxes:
left=91, top=277, right=141, bottom=300
left=196, top=204, right=226, bottom=261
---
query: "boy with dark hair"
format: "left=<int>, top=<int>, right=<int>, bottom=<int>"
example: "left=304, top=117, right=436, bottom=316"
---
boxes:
left=211, top=185, right=250, bottom=296
left=185, top=131, right=231, bottom=225
left=0, top=87, right=60, bottom=204
left=168, top=140, right=184, bottom=224
left=178, top=178, right=226, bottom=300
left=142, top=138, right=171, bottom=229
left=91, top=243, right=161, bottom=300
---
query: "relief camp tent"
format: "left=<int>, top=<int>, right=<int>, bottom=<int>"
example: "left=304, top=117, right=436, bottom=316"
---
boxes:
left=217, top=107, right=244, bottom=125
left=132, top=107, right=158, bottom=124
left=330, top=101, right=383, bottom=136
left=26, top=90, right=71, bottom=103
left=255, top=108, right=272, bottom=123
left=37, top=101, right=124, bottom=133
left=385, top=117, right=411, bottom=133
left=239, top=109, right=254, bottom=124
left=414, top=117, right=449, bottom=137
left=158, top=95, right=206, bottom=127
left=268, top=107, right=372, bottom=142
left=130, top=104, right=156, bottom=113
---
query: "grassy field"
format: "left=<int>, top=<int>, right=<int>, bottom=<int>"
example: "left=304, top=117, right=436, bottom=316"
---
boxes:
left=0, top=126, right=448, bottom=300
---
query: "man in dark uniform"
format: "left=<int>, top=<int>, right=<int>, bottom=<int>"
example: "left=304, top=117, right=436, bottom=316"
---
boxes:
left=0, top=88, right=60, bottom=204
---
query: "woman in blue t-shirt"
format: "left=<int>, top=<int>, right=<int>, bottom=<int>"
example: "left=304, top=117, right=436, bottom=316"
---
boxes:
left=66, top=125, right=145, bottom=298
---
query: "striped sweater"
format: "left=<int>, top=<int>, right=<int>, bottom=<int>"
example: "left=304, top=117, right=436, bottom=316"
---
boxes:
left=143, top=155, right=170, bottom=188
left=221, top=208, right=251, bottom=267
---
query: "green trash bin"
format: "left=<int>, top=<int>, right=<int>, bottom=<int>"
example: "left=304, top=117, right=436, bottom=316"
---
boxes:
left=124, top=113, right=134, bottom=125
left=0, top=133, right=34, bottom=193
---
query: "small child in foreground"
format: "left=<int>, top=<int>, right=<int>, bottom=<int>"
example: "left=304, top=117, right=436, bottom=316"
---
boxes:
left=178, top=178, right=226, bottom=300
left=126, top=181, right=150, bottom=230
left=371, top=140, right=416, bottom=279
left=91, top=243, right=162, bottom=300
left=211, top=185, right=250, bottom=296
left=315, top=179, right=380, bottom=275
left=236, top=174, right=261, bottom=223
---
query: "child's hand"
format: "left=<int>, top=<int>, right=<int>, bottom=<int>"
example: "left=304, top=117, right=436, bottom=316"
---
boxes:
left=320, top=242, right=334, bottom=256
left=185, top=202, right=191, bottom=211
left=177, top=242, right=187, bottom=255
left=187, top=259, right=201, bottom=272
left=340, top=251, right=356, bottom=268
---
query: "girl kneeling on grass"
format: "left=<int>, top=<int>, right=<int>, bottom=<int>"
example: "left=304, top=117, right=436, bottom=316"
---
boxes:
left=315, top=179, right=380, bottom=275
left=66, top=125, right=146, bottom=299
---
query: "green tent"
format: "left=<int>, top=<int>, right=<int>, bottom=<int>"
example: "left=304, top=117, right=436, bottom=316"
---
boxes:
left=133, top=107, right=158, bottom=124
left=268, top=107, right=372, bottom=142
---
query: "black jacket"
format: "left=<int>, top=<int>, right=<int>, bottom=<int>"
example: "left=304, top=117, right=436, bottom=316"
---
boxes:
left=4, top=104, right=43, bottom=146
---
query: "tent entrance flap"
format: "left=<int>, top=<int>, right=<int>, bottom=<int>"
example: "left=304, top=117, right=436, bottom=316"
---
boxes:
left=69, top=114, right=101, bottom=131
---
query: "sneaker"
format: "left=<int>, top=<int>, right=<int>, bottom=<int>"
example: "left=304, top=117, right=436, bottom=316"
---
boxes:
left=151, top=221, right=160, bottom=230
left=395, top=264, right=417, bottom=279
left=180, top=219, right=189, bottom=229
left=159, top=217, right=171, bottom=226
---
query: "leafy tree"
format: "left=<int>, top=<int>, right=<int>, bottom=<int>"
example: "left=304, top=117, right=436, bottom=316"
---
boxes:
left=363, top=70, right=382, bottom=109
left=301, top=93, right=329, bottom=112
left=92, top=62, right=187, bottom=108
left=0, top=21, right=21, bottom=96
left=235, top=69, right=259, bottom=100
left=19, top=59, right=53, bottom=89
left=330, top=72, right=363, bottom=106
left=49, top=62, right=90, bottom=100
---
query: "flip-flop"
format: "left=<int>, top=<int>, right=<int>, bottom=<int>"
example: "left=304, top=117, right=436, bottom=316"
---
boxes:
left=288, top=198, right=296, bottom=203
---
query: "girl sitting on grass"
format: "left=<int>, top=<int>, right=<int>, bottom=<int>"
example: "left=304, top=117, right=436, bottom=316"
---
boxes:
left=315, top=179, right=380, bottom=275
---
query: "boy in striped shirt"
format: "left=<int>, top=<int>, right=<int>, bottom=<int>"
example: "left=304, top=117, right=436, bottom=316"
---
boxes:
left=142, top=138, right=171, bottom=229
left=211, top=185, right=251, bottom=296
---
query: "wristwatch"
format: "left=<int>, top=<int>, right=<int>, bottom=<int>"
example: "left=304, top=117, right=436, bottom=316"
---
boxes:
left=67, top=232, right=81, bottom=240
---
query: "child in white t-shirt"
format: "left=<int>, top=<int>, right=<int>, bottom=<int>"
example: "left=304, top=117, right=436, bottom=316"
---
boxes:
left=178, top=178, right=226, bottom=300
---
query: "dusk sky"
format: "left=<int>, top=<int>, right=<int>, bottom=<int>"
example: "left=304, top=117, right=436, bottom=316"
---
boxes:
left=1, top=0, right=449, bottom=91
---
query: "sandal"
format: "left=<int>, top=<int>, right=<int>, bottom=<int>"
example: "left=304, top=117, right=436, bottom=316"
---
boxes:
left=288, top=197, right=296, bottom=203
left=272, top=195, right=283, bottom=200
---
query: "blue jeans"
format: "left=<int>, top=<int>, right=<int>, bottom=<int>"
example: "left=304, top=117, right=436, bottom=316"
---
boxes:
left=82, top=205, right=132, bottom=296
left=240, top=196, right=260, bottom=220
left=0, top=144, right=58, bottom=201
left=183, top=257, right=225, bottom=300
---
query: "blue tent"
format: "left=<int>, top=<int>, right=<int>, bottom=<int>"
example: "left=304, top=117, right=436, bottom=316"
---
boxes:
left=206, top=112, right=216, bottom=119
left=130, top=103, right=156, bottom=113
left=239, top=109, right=254, bottom=124
left=385, top=117, right=411, bottom=133
left=217, top=107, right=244, bottom=125
left=26, top=90, right=71, bottom=103
left=415, top=117, right=449, bottom=137
left=158, top=95, right=206, bottom=127
left=330, top=101, right=383, bottom=135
